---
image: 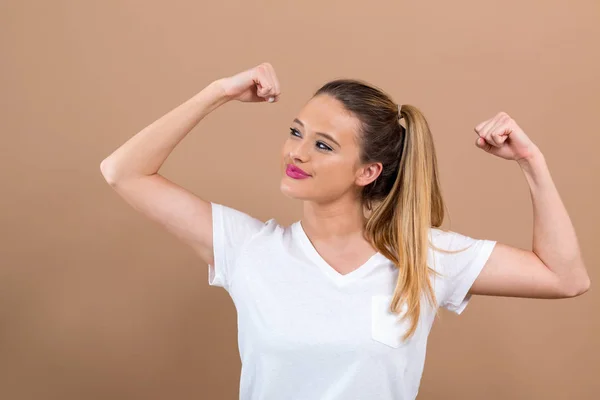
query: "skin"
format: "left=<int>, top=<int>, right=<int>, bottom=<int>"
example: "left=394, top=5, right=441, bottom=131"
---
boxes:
left=101, top=60, right=590, bottom=296
left=279, top=94, right=384, bottom=268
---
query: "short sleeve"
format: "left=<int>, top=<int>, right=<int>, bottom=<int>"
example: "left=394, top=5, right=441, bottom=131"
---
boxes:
left=434, top=230, right=497, bottom=315
left=208, top=202, right=266, bottom=292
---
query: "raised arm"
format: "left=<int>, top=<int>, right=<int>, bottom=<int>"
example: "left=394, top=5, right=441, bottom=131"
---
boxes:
left=469, top=112, right=590, bottom=299
left=99, top=63, right=281, bottom=266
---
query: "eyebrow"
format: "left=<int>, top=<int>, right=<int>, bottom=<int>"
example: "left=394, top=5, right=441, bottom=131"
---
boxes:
left=293, top=118, right=341, bottom=148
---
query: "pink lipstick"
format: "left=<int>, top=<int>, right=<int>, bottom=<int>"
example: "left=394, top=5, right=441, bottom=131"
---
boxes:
left=286, top=164, right=310, bottom=179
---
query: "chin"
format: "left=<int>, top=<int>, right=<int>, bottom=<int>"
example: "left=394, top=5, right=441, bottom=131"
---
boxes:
left=280, top=177, right=312, bottom=200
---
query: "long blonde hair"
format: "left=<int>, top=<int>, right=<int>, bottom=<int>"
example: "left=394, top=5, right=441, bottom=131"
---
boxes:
left=315, top=79, right=465, bottom=341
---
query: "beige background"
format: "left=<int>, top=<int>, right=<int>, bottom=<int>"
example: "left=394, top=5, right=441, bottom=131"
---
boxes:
left=1, top=1, right=598, bottom=399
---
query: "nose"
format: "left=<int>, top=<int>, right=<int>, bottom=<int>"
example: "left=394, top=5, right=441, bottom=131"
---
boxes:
left=289, top=142, right=310, bottom=162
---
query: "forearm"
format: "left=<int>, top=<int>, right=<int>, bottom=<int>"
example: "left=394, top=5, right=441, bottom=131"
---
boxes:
left=100, top=80, right=229, bottom=183
left=517, top=149, right=590, bottom=292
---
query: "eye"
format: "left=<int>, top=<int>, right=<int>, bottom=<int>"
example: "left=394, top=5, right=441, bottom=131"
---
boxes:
left=289, top=128, right=333, bottom=152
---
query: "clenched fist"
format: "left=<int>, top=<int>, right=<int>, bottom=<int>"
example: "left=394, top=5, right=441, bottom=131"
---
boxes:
left=216, top=62, right=281, bottom=103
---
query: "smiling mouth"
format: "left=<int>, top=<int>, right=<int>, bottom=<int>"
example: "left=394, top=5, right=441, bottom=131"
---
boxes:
left=286, top=164, right=310, bottom=176
left=286, top=164, right=311, bottom=179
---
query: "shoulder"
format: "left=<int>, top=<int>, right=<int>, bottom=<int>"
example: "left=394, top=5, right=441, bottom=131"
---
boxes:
left=212, top=202, right=284, bottom=240
left=428, top=226, right=496, bottom=274
left=428, top=227, right=476, bottom=250
left=427, top=227, right=491, bottom=272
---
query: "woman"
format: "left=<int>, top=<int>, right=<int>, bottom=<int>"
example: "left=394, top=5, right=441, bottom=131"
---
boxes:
left=100, top=62, right=590, bottom=400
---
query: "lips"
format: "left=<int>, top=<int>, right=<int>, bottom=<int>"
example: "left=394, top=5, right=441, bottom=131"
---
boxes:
left=287, top=164, right=310, bottom=177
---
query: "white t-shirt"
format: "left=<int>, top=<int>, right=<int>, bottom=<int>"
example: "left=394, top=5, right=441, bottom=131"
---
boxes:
left=208, top=202, right=497, bottom=400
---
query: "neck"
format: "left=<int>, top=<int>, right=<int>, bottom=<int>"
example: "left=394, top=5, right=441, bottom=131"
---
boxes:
left=300, top=197, right=368, bottom=244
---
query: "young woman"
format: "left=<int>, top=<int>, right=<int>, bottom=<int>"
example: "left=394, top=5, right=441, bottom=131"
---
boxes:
left=100, top=62, right=590, bottom=400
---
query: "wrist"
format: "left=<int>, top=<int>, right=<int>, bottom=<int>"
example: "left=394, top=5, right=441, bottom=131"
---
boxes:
left=517, top=147, right=549, bottom=187
left=516, top=146, right=544, bottom=168
left=191, top=79, right=233, bottom=112
left=208, top=79, right=234, bottom=103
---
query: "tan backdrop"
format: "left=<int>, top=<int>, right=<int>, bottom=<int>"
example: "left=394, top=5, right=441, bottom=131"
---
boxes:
left=1, top=1, right=598, bottom=399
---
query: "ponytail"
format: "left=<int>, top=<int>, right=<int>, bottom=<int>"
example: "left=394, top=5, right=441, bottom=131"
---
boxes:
left=364, top=104, right=446, bottom=341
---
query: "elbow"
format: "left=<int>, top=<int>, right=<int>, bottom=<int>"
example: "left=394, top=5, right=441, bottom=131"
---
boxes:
left=578, top=276, right=591, bottom=295
left=563, top=275, right=591, bottom=298
left=100, top=158, right=147, bottom=187
left=100, top=158, right=119, bottom=187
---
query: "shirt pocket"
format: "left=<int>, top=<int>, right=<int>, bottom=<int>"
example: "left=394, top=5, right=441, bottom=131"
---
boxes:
left=371, top=294, right=411, bottom=349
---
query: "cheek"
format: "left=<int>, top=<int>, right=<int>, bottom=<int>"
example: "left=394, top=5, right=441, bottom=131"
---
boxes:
left=319, top=159, right=356, bottom=184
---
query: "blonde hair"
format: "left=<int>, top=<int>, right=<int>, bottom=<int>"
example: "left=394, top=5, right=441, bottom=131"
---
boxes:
left=315, top=80, right=470, bottom=341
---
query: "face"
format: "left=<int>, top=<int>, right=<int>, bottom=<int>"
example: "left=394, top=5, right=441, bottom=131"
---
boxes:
left=280, top=94, right=382, bottom=204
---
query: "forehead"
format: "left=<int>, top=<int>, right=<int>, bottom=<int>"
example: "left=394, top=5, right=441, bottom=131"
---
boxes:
left=296, top=95, right=361, bottom=144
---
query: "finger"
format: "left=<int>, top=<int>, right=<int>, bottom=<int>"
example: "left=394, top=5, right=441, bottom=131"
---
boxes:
left=474, top=117, right=494, bottom=139
left=474, top=117, right=492, bottom=134
left=477, top=117, right=497, bottom=144
left=483, top=114, right=509, bottom=148
left=255, top=64, right=273, bottom=100
left=490, top=114, right=513, bottom=146
left=475, top=136, right=493, bottom=152
left=263, top=63, right=281, bottom=101
left=491, top=120, right=512, bottom=146
left=261, top=63, right=279, bottom=102
left=490, top=128, right=507, bottom=147
left=489, top=132, right=504, bottom=147
left=487, top=117, right=508, bottom=147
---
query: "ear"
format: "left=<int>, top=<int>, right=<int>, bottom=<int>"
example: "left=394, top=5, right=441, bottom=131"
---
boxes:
left=355, top=162, right=382, bottom=187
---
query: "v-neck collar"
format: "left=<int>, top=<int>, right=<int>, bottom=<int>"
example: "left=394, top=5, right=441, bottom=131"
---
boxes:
left=292, top=220, right=389, bottom=287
